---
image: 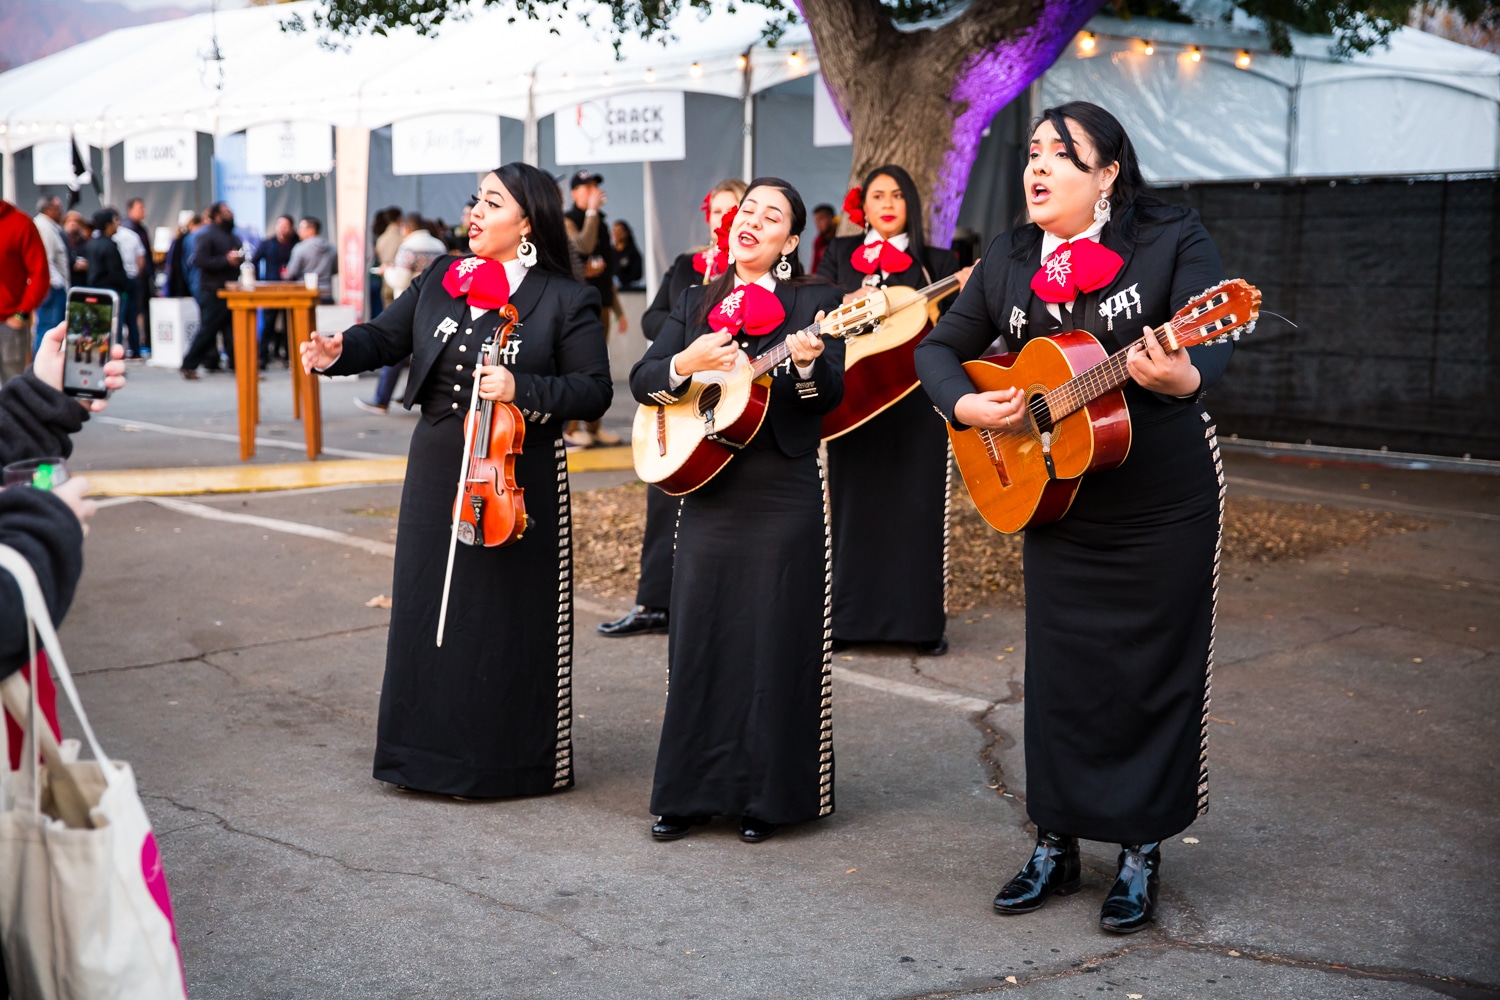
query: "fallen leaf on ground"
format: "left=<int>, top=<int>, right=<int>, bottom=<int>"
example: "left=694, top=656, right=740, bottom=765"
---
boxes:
left=1208, top=716, right=1236, bottom=726
left=365, top=595, right=392, bottom=609
left=1181, top=836, right=1199, bottom=844
left=1005, top=976, right=1018, bottom=984
left=846, top=868, right=857, bottom=873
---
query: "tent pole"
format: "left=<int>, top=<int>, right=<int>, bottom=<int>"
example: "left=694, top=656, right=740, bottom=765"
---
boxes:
left=1, top=125, right=14, bottom=205
left=741, top=46, right=754, bottom=180
left=642, top=159, right=658, bottom=296
left=524, top=73, right=539, bottom=167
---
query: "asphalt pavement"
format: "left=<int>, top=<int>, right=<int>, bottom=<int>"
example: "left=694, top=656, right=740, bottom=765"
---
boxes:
left=31, top=369, right=1500, bottom=999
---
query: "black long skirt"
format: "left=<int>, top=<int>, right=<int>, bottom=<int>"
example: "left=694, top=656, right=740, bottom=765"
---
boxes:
left=634, top=485, right=677, bottom=609
left=373, top=416, right=574, bottom=798
left=828, top=390, right=950, bottom=644
left=649, top=444, right=834, bottom=825
left=1022, top=403, right=1224, bottom=844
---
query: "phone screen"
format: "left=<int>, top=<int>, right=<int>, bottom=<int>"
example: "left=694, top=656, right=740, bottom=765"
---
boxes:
left=63, top=289, right=118, bottom=398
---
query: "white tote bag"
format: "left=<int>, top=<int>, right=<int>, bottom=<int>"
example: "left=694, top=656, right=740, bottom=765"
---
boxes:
left=0, top=544, right=188, bottom=1000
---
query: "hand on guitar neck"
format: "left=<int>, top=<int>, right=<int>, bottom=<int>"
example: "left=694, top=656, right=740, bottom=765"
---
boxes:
left=672, top=314, right=826, bottom=377
left=955, top=324, right=1200, bottom=429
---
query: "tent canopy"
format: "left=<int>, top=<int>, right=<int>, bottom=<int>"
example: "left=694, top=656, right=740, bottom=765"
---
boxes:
left=0, top=0, right=818, bottom=150
left=1042, top=15, right=1500, bottom=180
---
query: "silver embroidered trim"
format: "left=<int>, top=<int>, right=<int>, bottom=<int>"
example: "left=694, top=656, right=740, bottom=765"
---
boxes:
left=817, top=454, right=834, bottom=817
left=942, top=439, right=954, bottom=614
left=1197, top=416, right=1224, bottom=818
left=553, top=437, right=574, bottom=789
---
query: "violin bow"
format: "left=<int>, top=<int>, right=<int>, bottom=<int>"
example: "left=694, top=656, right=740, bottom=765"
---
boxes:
left=436, top=367, right=484, bottom=647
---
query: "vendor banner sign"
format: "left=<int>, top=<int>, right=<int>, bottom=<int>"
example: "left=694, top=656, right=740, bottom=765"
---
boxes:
left=391, top=113, right=499, bottom=176
left=553, top=91, right=685, bottom=165
left=245, top=121, right=333, bottom=175
left=123, top=130, right=197, bottom=182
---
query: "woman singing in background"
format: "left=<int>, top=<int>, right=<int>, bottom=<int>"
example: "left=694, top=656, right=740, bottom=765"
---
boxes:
left=631, top=178, right=844, bottom=845
left=598, top=178, right=746, bottom=639
left=817, top=165, right=958, bottom=656
left=302, top=162, right=612, bottom=799
left=916, top=102, right=1232, bottom=933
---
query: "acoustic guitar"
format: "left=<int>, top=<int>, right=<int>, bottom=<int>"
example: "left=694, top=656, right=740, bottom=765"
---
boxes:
left=632, top=295, right=887, bottom=495
left=949, top=278, right=1260, bottom=533
left=820, top=275, right=961, bottom=440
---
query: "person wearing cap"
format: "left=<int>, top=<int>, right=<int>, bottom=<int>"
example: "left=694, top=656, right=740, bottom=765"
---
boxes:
left=562, top=170, right=624, bottom=449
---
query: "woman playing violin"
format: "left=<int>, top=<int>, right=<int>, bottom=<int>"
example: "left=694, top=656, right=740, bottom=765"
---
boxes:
left=302, top=163, right=612, bottom=799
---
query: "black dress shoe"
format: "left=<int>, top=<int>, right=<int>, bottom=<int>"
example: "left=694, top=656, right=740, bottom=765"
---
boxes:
left=1099, top=842, right=1161, bottom=934
left=918, top=635, right=949, bottom=656
left=650, top=815, right=708, bottom=841
left=993, top=829, right=1081, bottom=914
left=597, top=606, right=669, bottom=637
left=739, top=817, right=778, bottom=843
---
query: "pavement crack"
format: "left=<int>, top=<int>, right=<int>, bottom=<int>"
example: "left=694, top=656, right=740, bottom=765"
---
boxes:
left=71, top=624, right=392, bottom=676
left=145, top=794, right=608, bottom=951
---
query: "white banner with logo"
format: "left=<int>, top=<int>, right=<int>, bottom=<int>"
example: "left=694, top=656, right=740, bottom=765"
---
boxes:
left=30, top=141, right=75, bottom=186
left=553, top=91, right=685, bottom=165
left=390, top=113, right=499, bottom=176
left=123, top=130, right=197, bottom=182
left=244, top=121, right=333, bottom=175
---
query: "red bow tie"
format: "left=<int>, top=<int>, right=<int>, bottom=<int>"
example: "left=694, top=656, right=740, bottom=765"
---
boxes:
left=1030, top=239, right=1124, bottom=304
left=850, top=239, right=913, bottom=277
left=708, top=283, right=785, bottom=339
left=442, top=256, right=511, bottom=311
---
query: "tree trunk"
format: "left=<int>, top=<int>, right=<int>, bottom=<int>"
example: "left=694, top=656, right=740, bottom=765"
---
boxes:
left=796, top=0, right=1104, bottom=248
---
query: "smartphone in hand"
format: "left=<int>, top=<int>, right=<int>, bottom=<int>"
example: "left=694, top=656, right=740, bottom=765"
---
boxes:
left=62, top=287, right=120, bottom=400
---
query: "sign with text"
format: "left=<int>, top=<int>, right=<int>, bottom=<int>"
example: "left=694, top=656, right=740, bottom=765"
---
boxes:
left=31, top=140, right=75, bottom=186
left=335, top=126, right=370, bottom=324
left=390, top=113, right=499, bottom=176
left=244, top=121, right=333, bottom=175
left=554, top=91, right=684, bottom=165
left=123, top=129, right=197, bottom=182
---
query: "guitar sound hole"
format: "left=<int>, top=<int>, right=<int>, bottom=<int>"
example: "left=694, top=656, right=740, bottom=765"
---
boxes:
left=696, top=383, right=723, bottom=415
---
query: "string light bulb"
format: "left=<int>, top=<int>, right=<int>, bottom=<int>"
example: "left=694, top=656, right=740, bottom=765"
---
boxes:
left=1079, top=32, right=1096, bottom=52
left=1141, top=40, right=1155, bottom=55
left=788, top=50, right=805, bottom=69
left=644, top=68, right=657, bottom=83
left=1236, top=49, right=1252, bottom=68
left=689, top=61, right=703, bottom=78
left=736, top=54, right=748, bottom=70
left=1189, top=46, right=1202, bottom=62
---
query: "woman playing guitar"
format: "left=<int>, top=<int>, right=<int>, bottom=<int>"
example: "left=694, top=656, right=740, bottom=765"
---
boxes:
left=915, top=102, right=1233, bottom=933
left=597, top=178, right=746, bottom=639
left=302, top=163, right=612, bottom=799
left=817, top=165, right=959, bottom=656
left=630, top=179, right=845, bottom=844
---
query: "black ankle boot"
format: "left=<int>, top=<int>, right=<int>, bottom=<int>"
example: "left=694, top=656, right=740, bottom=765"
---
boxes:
left=1099, top=841, right=1161, bottom=933
left=992, top=830, right=1081, bottom=914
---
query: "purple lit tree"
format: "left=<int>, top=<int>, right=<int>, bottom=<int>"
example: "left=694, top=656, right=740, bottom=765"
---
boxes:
left=301, top=0, right=1427, bottom=248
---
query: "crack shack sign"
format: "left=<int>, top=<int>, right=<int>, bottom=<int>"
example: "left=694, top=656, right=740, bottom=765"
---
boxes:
left=553, top=91, right=685, bottom=165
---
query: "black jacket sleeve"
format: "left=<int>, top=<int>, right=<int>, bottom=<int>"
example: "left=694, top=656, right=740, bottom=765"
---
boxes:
left=641, top=256, right=689, bottom=342
left=0, top=372, right=88, bottom=467
left=631, top=286, right=695, bottom=405
left=0, top=486, right=83, bottom=679
left=510, top=281, right=613, bottom=424
left=321, top=256, right=446, bottom=375
left=192, top=227, right=239, bottom=279
left=1169, top=211, right=1233, bottom=396
left=915, top=233, right=1012, bottom=425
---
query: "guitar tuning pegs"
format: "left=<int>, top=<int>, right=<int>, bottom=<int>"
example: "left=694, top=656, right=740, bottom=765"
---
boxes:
left=1231, top=331, right=1241, bottom=340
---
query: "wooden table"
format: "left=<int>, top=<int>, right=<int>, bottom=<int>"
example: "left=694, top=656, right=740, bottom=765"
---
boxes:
left=218, top=283, right=323, bottom=461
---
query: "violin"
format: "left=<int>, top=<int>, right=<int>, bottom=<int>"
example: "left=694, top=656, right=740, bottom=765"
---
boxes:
left=436, top=303, right=528, bottom=646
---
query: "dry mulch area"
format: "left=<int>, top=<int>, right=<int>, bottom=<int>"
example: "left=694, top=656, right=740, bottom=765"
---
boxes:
left=570, top=480, right=1432, bottom=611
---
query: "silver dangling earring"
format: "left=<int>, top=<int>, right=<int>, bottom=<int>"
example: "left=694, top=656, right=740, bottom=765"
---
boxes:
left=517, top=235, right=537, bottom=268
left=1093, top=195, right=1112, bottom=225
left=774, top=254, right=792, bottom=281
left=726, top=249, right=736, bottom=265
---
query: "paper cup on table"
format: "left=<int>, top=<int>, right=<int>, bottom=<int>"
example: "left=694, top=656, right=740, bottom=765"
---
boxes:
left=303, top=273, right=320, bottom=291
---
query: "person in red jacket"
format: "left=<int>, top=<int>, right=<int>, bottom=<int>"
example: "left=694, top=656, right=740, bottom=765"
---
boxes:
left=0, top=200, right=50, bottom=330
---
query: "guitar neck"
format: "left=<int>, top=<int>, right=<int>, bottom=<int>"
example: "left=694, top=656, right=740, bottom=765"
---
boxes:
left=1041, top=321, right=1178, bottom=421
left=916, top=273, right=961, bottom=300
left=748, top=320, right=821, bottom=378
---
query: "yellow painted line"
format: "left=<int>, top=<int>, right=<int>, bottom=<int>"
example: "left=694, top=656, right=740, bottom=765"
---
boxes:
left=567, top=445, right=636, bottom=472
left=84, top=445, right=637, bottom=496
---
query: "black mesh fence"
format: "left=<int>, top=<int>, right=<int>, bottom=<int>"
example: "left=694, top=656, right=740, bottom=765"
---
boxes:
left=1159, top=174, right=1500, bottom=459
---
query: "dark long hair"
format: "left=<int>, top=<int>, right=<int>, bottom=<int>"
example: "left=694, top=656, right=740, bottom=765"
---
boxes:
left=696, top=176, right=823, bottom=325
left=490, top=162, right=573, bottom=277
left=1009, top=101, right=1160, bottom=261
left=860, top=163, right=931, bottom=268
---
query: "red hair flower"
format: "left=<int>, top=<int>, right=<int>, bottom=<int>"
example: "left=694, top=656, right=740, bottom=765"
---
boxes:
left=713, top=204, right=738, bottom=252
left=700, top=190, right=713, bottom=225
left=843, top=187, right=865, bottom=229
